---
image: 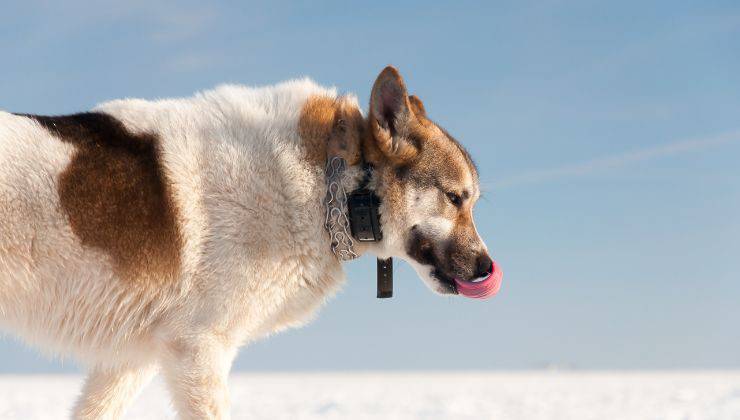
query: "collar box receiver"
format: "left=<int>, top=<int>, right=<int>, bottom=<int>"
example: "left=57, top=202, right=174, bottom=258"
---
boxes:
left=347, top=190, right=383, bottom=242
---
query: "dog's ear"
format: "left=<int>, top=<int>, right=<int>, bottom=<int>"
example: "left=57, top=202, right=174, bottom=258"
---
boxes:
left=369, top=66, right=419, bottom=163
left=409, top=95, right=426, bottom=119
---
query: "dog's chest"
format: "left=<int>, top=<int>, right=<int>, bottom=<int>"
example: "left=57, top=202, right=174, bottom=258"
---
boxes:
left=181, top=117, right=344, bottom=337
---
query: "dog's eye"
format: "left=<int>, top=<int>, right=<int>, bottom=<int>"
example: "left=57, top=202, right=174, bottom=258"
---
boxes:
left=446, top=192, right=463, bottom=207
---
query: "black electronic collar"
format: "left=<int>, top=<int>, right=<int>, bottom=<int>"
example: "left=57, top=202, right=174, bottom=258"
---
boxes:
left=346, top=164, right=393, bottom=298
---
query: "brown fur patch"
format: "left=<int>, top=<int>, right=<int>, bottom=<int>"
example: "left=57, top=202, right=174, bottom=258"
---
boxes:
left=22, top=112, right=182, bottom=283
left=364, top=67, right=478, bottom=186
left=298, top=95, right=364, bottom=168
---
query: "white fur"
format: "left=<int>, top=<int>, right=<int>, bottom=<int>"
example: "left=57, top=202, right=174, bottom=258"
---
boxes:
left=0, top=79, right=360, bottom=419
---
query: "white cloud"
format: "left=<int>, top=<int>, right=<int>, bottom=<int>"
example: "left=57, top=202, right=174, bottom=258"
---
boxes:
left=12, top=1, right=218, bottom=47
left=492, top=130, right=740, bottom=189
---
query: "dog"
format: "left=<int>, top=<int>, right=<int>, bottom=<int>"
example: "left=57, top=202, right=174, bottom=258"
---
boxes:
left=0, top=66, right=500, bottom=419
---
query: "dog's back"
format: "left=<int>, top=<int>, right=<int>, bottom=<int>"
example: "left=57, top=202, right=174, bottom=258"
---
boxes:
left=0, top=79, right=348, bottom=365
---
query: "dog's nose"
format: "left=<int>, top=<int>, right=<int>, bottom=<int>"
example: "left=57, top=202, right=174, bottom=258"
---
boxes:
left=474, top=254, right=493, bottom=279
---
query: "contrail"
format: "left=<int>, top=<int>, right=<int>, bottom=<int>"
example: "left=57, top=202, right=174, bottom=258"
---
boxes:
left=491, top=130, right=740, bottom=189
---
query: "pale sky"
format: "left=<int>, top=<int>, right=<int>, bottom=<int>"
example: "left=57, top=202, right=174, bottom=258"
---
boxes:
left=1, top=0, right=739, bottom=372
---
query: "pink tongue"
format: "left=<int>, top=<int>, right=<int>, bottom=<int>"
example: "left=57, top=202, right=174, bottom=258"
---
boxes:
left=454, top=260, right=503, bottom=299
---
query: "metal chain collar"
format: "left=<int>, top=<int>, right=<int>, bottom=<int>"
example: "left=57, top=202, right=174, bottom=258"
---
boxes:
left=324, top=156, right=358, bottom=261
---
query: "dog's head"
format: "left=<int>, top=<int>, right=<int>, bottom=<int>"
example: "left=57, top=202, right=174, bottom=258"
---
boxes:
left=363, top=66, right=500, bottom=298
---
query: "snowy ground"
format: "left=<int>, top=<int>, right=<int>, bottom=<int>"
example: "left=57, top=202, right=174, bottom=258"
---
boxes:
left=0, top=371, right=738, bottom=419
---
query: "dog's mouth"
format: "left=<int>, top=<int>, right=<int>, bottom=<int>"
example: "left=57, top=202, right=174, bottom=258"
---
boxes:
left=431, top=261, right=502, bottom=299
left=406, top=231, right=503, bottom=299
left=453, top=261, right=503, bottom=299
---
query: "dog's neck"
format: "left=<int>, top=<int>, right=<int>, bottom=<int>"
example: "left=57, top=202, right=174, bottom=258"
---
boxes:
left=321, top=110, right=394, bottom=297
left=322, top=118, right=382, bottom=260
left=323, top=154, right=394, bottom=298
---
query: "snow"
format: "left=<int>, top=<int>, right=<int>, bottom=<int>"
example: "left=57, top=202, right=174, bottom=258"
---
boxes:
left=0, top=371, right=738, bottom=419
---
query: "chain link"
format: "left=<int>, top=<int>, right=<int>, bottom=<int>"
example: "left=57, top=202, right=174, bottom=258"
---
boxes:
left=324, top=156, right=358, bottom=261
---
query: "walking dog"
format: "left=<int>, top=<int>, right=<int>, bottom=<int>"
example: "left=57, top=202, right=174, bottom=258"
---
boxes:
left=0, top=66, right=501, bottom=419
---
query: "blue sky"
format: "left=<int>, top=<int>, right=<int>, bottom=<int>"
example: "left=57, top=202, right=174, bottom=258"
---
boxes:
left=1, top=1, right=739, bottom=372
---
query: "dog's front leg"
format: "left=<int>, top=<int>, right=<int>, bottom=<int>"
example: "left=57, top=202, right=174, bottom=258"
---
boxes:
left=162, top=336, right=236, bottom=420
left=73, top=364, right=157, bottom=420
